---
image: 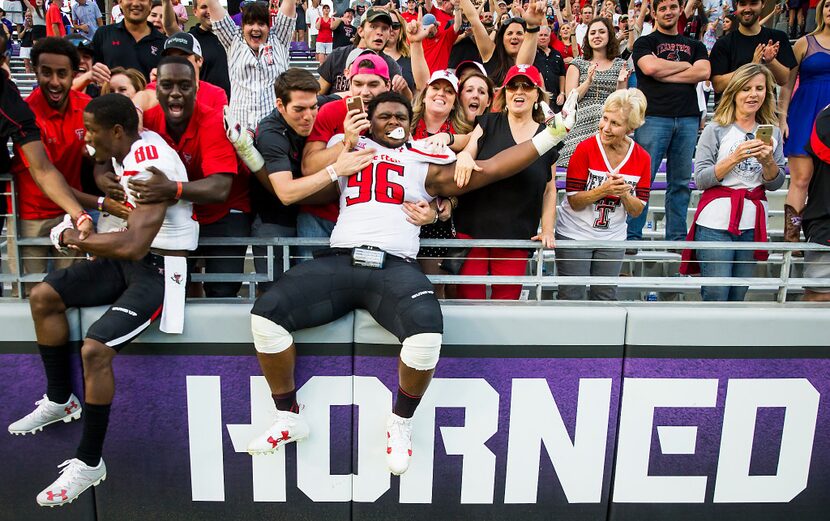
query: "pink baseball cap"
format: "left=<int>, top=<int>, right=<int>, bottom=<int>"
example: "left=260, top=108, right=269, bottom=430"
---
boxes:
left=349, top=53, right=390, bottom=81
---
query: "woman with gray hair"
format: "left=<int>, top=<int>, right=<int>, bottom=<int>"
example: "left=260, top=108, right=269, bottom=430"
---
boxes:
left=555, top=88, right=651, bottom=300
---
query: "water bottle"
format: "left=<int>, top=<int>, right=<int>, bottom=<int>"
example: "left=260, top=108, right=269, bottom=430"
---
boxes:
left=646, top=291, right=658, bottom=302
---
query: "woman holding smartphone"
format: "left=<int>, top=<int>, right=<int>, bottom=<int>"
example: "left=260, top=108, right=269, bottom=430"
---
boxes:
left=680, top=64, right=787, bottom=301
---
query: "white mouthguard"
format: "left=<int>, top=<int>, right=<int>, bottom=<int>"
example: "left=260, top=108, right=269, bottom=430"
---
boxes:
left=85, top=144, right=96, bottom=157
left=386, top=127, right=406, bottom=140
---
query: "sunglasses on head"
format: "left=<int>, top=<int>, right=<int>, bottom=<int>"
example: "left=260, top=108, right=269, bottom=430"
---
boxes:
left=391, top=22, right=401, bottom=28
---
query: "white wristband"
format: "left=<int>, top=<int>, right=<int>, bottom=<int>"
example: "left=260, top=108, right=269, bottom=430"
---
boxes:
left=326, top=165, right=338, bottom=182
left=531, top=129, right=559, bottom=156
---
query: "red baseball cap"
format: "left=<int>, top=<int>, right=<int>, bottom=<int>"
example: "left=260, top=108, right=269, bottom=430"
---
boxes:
left=502, top=64, right=543, bottom=88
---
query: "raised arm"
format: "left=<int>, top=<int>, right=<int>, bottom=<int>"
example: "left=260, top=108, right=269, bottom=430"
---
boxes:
left=516, top=0, right=546, bottom=66
left=460, top=0, right=495, bottom=62
left=407, top=19, right=431, bottom=91
left=162, top=0, right=179, bottom=35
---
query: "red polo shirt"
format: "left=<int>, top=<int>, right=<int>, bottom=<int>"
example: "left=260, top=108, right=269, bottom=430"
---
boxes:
left=143, top=103, right=249, bottom=225
left=145, top=79, right=228, bottom=112
left=11, top=88, right=89, bottom=220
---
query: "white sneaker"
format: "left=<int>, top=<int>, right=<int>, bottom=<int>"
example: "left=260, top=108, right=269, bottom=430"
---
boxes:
left=247, top=410, right=309, bottom=455
left=8, top=394, right=82, bottom=435
left=36, top=458, right=106, bottom=507
left=386, top=414, right=413, bottom=476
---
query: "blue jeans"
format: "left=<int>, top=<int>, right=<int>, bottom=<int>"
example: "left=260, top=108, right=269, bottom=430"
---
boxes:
left=628, top=116, right=699, bottom=242
left=296, top=211, right=335, bottom=262
left=694, top=225, right=756, bottom=301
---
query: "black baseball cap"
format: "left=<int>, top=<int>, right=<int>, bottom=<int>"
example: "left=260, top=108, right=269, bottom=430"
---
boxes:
left=65, top=34, right=93, bottom=55
left=362, top=7, right=394, bottom=26
left=163, top=32, right=203, bottom=58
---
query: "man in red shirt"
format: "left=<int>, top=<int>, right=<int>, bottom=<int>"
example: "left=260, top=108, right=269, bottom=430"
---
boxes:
left=9, top=37, right=126, bottom=294
left=133, top=32, right=228, bottom=113
left=421, top=6, right=462, bottom=73
left=46, top=0, right=67, bottom=36
left=298, top=52, right=390, bottom=260
left=124, top=56, right=250, bottom=298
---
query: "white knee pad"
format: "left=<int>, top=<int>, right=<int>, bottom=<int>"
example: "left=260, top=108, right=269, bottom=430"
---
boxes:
left=400, top=333, right=442, bottom=371
left=251, top=314, right=294, bottom=354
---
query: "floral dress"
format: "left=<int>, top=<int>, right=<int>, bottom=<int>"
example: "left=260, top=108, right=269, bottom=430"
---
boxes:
left=558, top=57, right=625, bottom=167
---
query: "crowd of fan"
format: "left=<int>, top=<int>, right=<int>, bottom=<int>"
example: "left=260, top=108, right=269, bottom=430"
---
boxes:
left=0, top=0, right=829, bottom=303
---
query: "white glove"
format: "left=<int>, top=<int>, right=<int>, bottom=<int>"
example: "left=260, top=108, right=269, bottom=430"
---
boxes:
left=49, top=214, right=74, bottom=255
left=533, top=92, right=579, bottom=154
left=223, top=106, right=265, bottom=172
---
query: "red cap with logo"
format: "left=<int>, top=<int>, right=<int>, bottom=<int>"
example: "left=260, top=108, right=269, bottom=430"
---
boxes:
left=502, top=64, right=543, bottom=88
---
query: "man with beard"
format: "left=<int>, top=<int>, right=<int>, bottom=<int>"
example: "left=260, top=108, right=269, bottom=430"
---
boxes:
left=184, top=0, right=231, bottom=97
left=208, top=0, right=296, bottom=132
left=8, top=38, right=128, bottom=295
left=709, top=0, right=796, bottom=94
left=119, top=57, right=248, bottom=299
left=626, top=0, right=709, bottom=246
left=9, top=93, right=198, bottom=507
left=244, top=90, right=574, bottom=476
left=317, top=8, right=404, bottom=94
left=91, top=0, right=167, bottom=81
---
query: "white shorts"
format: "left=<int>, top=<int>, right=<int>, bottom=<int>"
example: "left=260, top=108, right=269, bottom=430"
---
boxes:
left=315, top=41, right=332, bottom=54
left=18, top=45, right=30, bottom=59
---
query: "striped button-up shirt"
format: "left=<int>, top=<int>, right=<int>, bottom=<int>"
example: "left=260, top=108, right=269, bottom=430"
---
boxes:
left=213, top=12, right=295, bottom=132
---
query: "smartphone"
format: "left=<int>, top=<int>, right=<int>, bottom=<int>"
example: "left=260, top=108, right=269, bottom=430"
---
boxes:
left=346, top=96, right=364, bottom=114
left=756, top=124, right=773, bottom=145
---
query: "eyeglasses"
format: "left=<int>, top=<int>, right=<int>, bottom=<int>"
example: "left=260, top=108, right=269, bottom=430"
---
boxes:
left=506, top=81, right=534, bottom=92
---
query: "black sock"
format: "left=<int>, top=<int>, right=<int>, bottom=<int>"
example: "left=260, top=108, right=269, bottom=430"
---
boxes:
left=393, top=387, right=422, bottom=419
left=38, top=343, right=72, bottom=404
left=75, top=403, right=111, bottom=467
left=272, top=390, right=299, bottom=413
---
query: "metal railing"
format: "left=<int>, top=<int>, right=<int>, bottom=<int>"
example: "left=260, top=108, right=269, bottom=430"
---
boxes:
left=3, top=232, right=828, bottom=303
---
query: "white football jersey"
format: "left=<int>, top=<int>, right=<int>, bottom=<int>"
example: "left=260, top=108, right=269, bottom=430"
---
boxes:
left=106, top=131, right=199, bottom=251
left=328, top=135, right=456, bottom=259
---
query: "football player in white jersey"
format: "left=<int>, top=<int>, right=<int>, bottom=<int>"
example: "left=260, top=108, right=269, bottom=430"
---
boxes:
left=246, top=90, right=573, bottom=476
left=8, top=94, right=199, bottom=507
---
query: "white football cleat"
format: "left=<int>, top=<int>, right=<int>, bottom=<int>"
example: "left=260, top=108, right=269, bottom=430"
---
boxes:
left=8, top=394, right=82, bottom=435
left=385, top=413, right=413, bottom=476
left=247, top=410, right=310, bottom=455
left=36, top=458, right=106, bottom=507
left=223, top=106, right=265, bottom=172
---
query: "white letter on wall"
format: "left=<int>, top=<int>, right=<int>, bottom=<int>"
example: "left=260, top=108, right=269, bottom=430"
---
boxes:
left=714, top=378, right=819, bottom=503
left=504, top=378, right=612, bottom=504
left=613, top=378, right=718, bottom=503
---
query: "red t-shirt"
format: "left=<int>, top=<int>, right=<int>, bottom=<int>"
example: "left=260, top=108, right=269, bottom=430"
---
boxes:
left=428, top=4, right=454, bottom=26
left=303, top=98, right=350, bottom=222
left=11, top=89, right=89, bottom=220
left=423, top=21, right=459, bottom=73
left=401, top=11, right=418, bottom=23
left=46, top=3, right=66, bottom=36
left=145, top=80, right=228, bottom=113
left=551, top=36, right=580, bottom=61
left=317, top=17, right=333, bottom=43
left=143, top=103, right=249, bottom=225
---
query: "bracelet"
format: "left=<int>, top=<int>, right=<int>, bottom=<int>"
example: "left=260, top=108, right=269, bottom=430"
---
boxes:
left=326, top=165, right=338, bottom=182
left=97, top=196, right=105, bottom=211
left=431, top=209, right=439, bottom=224
left=174, top=181, right=183, bottom=200
left=526, top=25, right=540, bottom=33
left=75, top=212, right=92, bottom=229
left=447, top=132, right=455, bottom=146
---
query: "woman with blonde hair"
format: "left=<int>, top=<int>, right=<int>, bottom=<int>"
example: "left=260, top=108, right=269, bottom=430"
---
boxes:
left=680, top=64, right=786, bottom=301
left=778, top=0, right=830, bottom=246
left=384, top=9, right=415, bottom=91
left=101, top=67, right=147, bottom=97
left=555, top=88, right=651, bottom=301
